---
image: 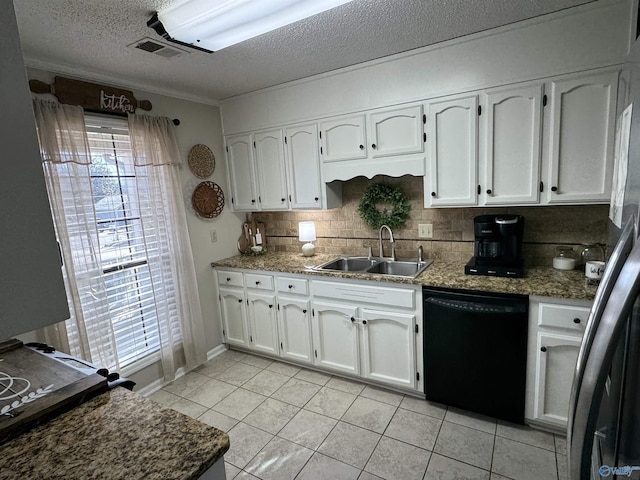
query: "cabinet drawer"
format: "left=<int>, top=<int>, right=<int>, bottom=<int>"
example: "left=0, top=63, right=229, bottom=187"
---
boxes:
left=538, top=303, right=590, bottom=331
left=312, top=280, right=415, bottom=309
left=217, top=270, right=244, bottom=288
left=244, top=273, right=274, bottom=290
left=277, top=277, right=309, bottom=295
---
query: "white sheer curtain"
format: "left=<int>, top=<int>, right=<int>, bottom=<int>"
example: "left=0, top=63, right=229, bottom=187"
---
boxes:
left=128, top=113, right=207, bottom=377
left=33, top=99, right=118, bottom=369
left=34, top=101, right=207, bottom=382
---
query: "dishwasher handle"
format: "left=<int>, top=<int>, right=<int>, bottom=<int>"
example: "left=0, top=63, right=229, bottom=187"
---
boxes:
left=424, top=296, right=526, bottom=315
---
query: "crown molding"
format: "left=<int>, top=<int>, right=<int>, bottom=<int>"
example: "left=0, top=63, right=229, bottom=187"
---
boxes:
left=24, top=57, right=220, bottom=107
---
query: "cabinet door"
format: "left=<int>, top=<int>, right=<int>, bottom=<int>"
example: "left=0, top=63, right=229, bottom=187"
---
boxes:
left=546, top=70, right=618, bottom=203
left=277, top=296, right=313, bottom=364
left=219, top=287, right=249, bottom=347
left=533, top=331, right=582, bottom=428
left=483, top=85, right=543, bottom=204
left=247, top=292, right=279, bottom=355
left=226, top=134, right=257, bottom=211
left=254, top=129, right=289, bottom=210
left=360, top=309, right=416, bottom=389
left=285, top=123, right=322, bottom=209
left=320, top=114, right=367, bottom=162
left=426, top=96, right=478, bottom=206
left=367, top=105, right=424, bottom=158
left=312, top=301, right=360, bottom=375
left=1, top=1, right=69, bottom=337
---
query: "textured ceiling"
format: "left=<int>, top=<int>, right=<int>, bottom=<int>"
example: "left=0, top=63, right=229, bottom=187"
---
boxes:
left=14, top=0, right=594, bottom=103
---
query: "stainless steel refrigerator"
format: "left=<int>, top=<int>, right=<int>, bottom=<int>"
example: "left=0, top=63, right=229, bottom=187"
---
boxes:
left=567, top=29, right=640, bottom=480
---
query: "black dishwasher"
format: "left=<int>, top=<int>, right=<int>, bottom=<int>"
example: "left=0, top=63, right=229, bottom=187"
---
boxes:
left=423, top=287, right=528, bottom=424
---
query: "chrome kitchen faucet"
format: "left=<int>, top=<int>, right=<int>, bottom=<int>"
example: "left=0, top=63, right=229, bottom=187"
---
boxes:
left=378, top=225, right=396, bottom=260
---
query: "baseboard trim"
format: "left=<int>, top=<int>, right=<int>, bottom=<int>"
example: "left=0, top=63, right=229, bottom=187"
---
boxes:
left=139, top=344, right=228, bottom=397
left=207, top=343, right=228, bottom=361
left=137, top=377, right=166, bottom=397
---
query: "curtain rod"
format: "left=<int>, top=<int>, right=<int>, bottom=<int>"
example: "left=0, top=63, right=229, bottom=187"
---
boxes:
left=84, top=108, right=180, bottom=126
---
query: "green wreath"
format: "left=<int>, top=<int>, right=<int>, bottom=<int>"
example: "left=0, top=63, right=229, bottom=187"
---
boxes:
left=357, top=183, right=410, bottom=230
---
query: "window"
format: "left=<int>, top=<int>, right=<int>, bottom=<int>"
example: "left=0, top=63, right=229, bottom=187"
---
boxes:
left=64, top=115, right=181, bottom=368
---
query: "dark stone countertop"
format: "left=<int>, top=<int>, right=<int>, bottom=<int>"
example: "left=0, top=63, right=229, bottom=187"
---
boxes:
left=0, top=387, right=229, bottom=480
left=212, top=252, right=596, bottom=301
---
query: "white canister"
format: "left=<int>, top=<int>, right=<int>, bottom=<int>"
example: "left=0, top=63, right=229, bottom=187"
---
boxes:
left=585, top=261, right=606, bottom=279
left=553, top=256, right=576, bottom=270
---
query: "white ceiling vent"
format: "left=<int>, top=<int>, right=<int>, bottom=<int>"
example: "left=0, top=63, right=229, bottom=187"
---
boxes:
left=128, top=38, right=188, bottom=59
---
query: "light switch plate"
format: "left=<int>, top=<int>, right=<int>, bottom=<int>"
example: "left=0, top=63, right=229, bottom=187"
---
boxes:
left=418, top=224, right=433, bottom=238
left=210, top=230, right=218, bottom=243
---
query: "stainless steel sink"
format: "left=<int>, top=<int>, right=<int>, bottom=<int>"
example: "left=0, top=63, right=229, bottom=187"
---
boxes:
left=365, top=260, right=433, bottom=278
left=315, top=256, right=433, bottom=278
left=315, top=256, right=378, bottom=272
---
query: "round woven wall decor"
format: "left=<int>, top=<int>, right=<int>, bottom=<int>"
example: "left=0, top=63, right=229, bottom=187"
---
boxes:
left=188, top=144, right=215, bottom=178
left=192, top=181, right=224, bottom=218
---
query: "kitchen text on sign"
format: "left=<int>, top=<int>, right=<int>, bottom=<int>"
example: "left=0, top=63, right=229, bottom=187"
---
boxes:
left=100, top=90, right=135, bottom=113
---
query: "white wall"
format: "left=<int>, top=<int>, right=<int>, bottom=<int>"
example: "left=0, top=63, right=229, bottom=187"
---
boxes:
left=26, top=68, right=242, bottom=390
left=221, top=0, right=631, bottom=134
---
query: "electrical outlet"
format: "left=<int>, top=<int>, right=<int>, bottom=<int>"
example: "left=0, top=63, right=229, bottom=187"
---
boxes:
left=210, top=230, right=218, bottom=243
left=418, top=224, right=433, bottom=238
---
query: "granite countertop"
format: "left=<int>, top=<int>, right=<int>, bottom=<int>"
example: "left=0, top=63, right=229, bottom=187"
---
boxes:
left=0, top=388, right=229, bottom=480
left=211, top=252, right=597, bottom=301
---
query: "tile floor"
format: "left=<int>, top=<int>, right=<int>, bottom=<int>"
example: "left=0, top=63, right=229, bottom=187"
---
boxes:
left=148, top=349, right=568, bottom=480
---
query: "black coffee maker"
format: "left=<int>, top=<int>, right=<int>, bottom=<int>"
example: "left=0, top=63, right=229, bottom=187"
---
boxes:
left=465, top=214, right=525, bottom=277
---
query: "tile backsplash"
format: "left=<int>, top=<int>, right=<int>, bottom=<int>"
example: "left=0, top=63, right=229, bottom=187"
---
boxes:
left=252, top=175, right=608, bottom=266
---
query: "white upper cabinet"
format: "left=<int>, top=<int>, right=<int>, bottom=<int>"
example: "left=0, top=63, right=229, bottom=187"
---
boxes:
left=482, top=84, right=543, bottom=205
left=284, top=123, right=322, bottom=209
left=226, top=125, right=341, bottom=212
left=320, top=114, right=367, bottom=162
left=226, top=130, right=289, bottom=212
left=425, top=95, right=478, bottom=206
left=226, top=134, right=258, bottom=211
left=321, top=106, right=426, bottom=181
left=226, top=68, right=618, bottom=209
left=366, top=105, right=424, bottom=158
left=254, top=129, right=289, bottom=210
left=545, top=70, right=618, bottom=203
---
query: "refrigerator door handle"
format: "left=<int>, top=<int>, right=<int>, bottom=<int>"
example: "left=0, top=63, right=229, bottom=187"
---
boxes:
left=567, top=217, right=635, bottom=455
left=569, top=238, right=640, bottom=480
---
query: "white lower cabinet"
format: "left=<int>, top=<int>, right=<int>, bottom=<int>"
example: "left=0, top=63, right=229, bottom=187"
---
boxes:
left=247, top=292, right=278, bottom=355
left=214, top=268, right=423, bottom=393
left=360, top=309, right=417, bottom=389
left=312, top=301, right=360, bottom=376
left=526, top=296, right=591, bottom=430
left=311, top=279, right=421, bottom=391
left=277, top=296, right=313, bottom=364
left=532, top=331, right=582, bottom=427
left=219, top=286, right=249, bottom=348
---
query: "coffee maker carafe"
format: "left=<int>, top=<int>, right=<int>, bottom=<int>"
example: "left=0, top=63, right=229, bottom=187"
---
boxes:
left=466, top=214, right=525, bottom=277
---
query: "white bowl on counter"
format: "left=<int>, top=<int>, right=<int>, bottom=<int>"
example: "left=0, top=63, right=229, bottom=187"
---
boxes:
left=553, top=256, right=576, bottom=270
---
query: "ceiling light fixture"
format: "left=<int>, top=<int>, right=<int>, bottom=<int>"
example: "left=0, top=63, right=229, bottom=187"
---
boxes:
left=148, top=0, right=355, bottom=53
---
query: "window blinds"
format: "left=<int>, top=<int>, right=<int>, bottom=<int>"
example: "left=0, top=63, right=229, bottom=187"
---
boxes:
left=71, top=114, right=182, bottom=368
